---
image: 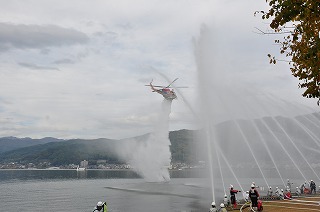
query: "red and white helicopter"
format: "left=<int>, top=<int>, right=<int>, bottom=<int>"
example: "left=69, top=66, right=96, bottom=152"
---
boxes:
left=145, top=78, right=187, bottom=100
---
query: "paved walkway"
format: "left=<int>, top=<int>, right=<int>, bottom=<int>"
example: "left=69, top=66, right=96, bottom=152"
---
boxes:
left=241, top=196, right=320, bottom=212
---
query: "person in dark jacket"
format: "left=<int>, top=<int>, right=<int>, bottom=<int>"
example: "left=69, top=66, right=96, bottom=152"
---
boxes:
left=249, top=184, right=259, bottom=211
left=310, top=180, right=316, bottom=194
left=230, top=185, right=241, bottom=208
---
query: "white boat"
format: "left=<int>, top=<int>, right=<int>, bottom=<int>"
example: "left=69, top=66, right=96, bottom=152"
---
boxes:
left=76, top=166, right=86, bottom=171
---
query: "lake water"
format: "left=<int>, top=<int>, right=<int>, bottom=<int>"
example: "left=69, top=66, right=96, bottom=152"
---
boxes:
left=0, top=169, right=211, bottom=212
left=1, top=169, right=310, bottom=211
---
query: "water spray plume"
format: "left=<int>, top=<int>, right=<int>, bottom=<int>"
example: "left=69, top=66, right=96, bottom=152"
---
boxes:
left=194, top=24, right=320, bottom=205
left=205, top=127, right=216, bottom=201
left=233, top=120, right=270, bottom=188
left=273, top=117, right=320, bottom=181
left=113, top=99, right=172, bottom=182
left=252, top=119, right=286, bottom=187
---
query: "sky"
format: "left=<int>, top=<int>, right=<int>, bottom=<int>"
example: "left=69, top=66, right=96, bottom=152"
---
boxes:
left=0, top=0, right=318, bottom=139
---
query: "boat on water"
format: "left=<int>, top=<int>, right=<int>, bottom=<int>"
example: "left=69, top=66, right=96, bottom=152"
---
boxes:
left=76, top=166, right=86, bottom=171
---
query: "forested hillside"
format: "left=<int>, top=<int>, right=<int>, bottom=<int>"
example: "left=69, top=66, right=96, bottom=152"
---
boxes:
left=0, top=129, right=201, bottom=166
left=0, top=137, right=63, bottom=153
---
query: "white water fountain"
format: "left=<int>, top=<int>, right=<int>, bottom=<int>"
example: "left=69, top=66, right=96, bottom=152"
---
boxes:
left=194, top=25, right=320, bottom=204
left=112, top=99, right=172, bottom=182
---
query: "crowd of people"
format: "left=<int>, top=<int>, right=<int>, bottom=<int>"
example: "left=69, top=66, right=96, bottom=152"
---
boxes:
left=209, top=183, right=261, bottom=212
left=91, top=179, right=318, bottom=212
left=299, top=180, right=317, bottom=195
left=266, top=179, right=317, bottom=200
left=209, top=179, right=318, bottom=212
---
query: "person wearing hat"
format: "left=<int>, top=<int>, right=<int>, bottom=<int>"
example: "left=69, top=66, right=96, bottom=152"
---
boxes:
left=223, top=194, right=229, bottom=207
left=249, top=184, right=259, bottom=211
left=230, top=185, right=241, bottom=209
left=267, top=186, right=273, bottom=197
left=310, top=180, right=316, bottom=194
left=295, top=186, right=301, bottom=196
left=244, top=191, right=249, bottom=202
left=93, top=201, right=108, bottom=212
left=287, top=179, right=293, bottom=191
left=209, top=201, right=218, bottom=212
left=218, top=203, right=227, bottom=212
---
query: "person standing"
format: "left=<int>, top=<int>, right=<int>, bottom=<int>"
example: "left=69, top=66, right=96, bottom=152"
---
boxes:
left=300, top=182, right=305, bottom=194
left=287, top=179, right=292, bottom=191
left=304, top=181, right=310, bottom=194
left=230, top=185, right=241, bottom=209
left=267, top=186, right=273, bottom=197
left=295, top=187, right=301, bottom=196
left=223, top=194, right=229, bottom=207
left=249, top=184, right=259, bottom=211
left=310, top=180, right=316, bottom=194
left=244, top=191, right=249, bottom=202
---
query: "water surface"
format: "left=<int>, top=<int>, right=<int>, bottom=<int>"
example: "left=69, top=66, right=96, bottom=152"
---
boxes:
left=0, top=169, right=210, bottom=212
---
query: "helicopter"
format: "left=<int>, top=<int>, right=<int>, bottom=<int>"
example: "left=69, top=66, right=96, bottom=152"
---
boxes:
left=145, top=78, right=187, bottom=100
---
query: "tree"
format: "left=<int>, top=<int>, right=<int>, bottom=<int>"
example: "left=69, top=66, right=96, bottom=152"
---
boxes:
left=260, top=1, right=320, bottom=99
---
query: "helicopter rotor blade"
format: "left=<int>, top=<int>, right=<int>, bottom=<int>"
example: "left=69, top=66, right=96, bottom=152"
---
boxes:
left=145, top=85, right=165, bottom=88
left=166, top=78, right=178, bottom=88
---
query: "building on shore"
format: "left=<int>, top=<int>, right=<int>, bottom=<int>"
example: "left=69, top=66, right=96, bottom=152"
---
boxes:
left=80, top=160, right=88, bottom=168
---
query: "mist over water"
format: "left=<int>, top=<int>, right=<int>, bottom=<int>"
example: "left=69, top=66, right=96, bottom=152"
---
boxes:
left=194, top=25, right=320, bottom=203
left=113, top=100, right=172, bottom=182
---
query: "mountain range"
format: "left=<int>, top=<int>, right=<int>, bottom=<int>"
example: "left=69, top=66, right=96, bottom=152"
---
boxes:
left=0, top=129, right=200, bottom=166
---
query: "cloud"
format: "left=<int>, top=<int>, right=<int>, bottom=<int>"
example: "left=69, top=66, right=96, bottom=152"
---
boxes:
left=0, top=0, right=317, bottom=140
left=18, top=62, right=60, bottom=71
left=0, top=22, right=89, bottom=51
left=53, top=58, right=75, bottom=64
